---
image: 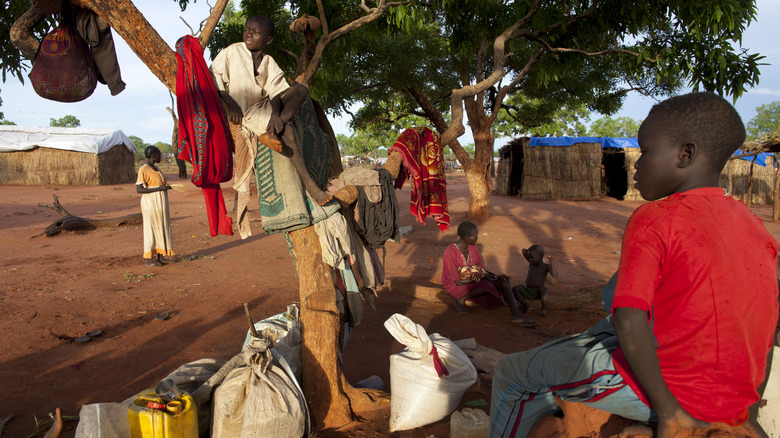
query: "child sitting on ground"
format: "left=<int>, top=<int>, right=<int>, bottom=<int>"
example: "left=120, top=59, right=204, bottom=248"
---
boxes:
left=210, top=15, right=331, bottom=205
left=489, top=92, right=779, bottom=437
left=513, top=244, right=557, bottom=316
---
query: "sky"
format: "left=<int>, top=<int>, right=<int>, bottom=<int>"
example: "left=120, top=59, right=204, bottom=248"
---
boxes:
left=2, top=0, right=779, bottom=147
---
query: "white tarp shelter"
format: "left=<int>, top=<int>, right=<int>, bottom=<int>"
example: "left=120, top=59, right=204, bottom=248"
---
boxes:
left=0, top=126, right=136, bottom=154
left=0, top=126, right=137, bottom=185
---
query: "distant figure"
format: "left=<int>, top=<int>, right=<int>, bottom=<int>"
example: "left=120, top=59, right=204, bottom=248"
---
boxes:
left=441, top=221, right=538, bottom=327
left=513, top=244, right=557, bottom=316
left=136, top=146, right=174, bottom=267
left=210, top=15, right=331, bottom=206
left=489, top=92, right=779, bottom=437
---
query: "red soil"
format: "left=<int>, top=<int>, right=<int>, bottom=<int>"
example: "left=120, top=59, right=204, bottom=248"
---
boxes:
left=0, top=171, right=777, bottom=437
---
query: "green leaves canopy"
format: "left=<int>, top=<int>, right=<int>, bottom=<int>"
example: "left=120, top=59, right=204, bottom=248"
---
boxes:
left=746, top=101, right=780, bottom=140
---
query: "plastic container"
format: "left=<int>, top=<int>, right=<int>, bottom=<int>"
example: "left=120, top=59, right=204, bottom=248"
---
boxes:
left=353, top=375, right=384, bottom=390
left=127, top=391, right=198, bottom=438
left=450, top=408, right=490, bottom=438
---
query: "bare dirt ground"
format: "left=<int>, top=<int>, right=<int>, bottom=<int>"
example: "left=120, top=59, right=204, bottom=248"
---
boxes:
left=1, top=171, right=778, bottom=437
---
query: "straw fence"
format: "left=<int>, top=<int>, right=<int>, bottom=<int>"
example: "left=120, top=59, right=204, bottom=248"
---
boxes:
left=521, top=142, right=603, bottom=199
left=720, top=154, right=775, bottom=205
left=0, top=144, right=135, bottom=185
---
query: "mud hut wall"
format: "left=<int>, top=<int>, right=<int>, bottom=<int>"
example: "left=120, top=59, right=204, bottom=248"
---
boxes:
left=719, top=156, right=774, bottom=205
left=0, top=144, right=134, bottom=186
left=622, top=148, right=643, bottom=201
left=521, top=143, right=603, bottom=199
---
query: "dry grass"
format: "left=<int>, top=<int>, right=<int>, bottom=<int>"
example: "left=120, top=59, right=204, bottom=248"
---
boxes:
left=721, top=154, right=775, bottom=205
left=521, top=142, right=603, bottom=199
left=0, top=144, right=134, bottom=186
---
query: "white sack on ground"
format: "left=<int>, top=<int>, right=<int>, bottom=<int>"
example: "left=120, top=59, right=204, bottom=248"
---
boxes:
left=384, top=313, right=477, bottom=432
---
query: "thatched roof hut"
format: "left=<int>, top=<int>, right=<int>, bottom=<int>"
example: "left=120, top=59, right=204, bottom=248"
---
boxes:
left=0, top=126, right=136, bottom=185
left=720, top=148, right=775, bottom=205
left=497, top=136, right=640, bottom=200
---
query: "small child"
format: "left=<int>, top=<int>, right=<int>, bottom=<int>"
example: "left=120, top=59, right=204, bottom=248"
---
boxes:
left=210, top=15, right=331, bottom=206
left=513, top=244, right=557, bottom=316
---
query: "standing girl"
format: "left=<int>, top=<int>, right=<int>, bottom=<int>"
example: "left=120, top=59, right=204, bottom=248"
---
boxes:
left=136, top=146, right=174, bottom=266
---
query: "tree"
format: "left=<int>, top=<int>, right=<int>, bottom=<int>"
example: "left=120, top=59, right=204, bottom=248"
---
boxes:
left=8, top=0, right=408, bottom=431
left=153, top=141, right=175, bottom=161
left=49, top=114, right=81, bottom=127
left=0, top=97, right=14, bottom=125
left=338, top=130, right=393, bottom=160
left=494, top=94, right=591, bottom=137
left=333, top=0, right=764, bottom=219
left=588, top=116, right=641, bottom=138
left=128, top=135, right=148, bottom=161
left=746, top=101, right=780, bottom=140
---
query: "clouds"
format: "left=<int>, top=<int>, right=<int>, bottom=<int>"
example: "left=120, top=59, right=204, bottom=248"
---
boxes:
left=746, top=88, right=780, bottom=97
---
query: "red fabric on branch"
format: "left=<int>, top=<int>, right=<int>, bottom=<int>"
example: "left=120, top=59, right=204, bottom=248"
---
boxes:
left=175, top=35, right=233, bottom=236
left=388, top=127, right=450, bottom=231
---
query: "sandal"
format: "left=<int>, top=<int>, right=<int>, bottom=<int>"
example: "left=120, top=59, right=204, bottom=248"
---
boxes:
left=454, top=299, right=470, bottom=315
left=511, top=317, right=539, bottom=328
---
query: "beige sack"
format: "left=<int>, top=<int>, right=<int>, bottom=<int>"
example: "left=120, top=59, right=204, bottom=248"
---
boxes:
left=212, top=338, right=306, bottom=438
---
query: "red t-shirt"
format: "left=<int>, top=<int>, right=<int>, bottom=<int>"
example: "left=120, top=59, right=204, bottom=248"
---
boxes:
left=611, top=187, right=779, bottom=425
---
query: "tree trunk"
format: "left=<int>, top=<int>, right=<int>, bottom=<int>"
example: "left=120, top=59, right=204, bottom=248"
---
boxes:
left=287, top=227, right=354, bottom=429
left=464, top=165, right=491, bottom=220
left=38, top=194, right=142, bottom=236
left=71, top=0, right=178, bottom=91
left=464, top=126, right=495, bottom=220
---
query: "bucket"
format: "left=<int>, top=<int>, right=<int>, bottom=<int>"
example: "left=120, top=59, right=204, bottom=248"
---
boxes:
left=450, top=407, right=489, bottom=438
left=127, top=390, right=198, bottom=438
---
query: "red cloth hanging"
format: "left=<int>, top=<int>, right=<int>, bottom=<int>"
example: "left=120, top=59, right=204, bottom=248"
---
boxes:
left=388, top=127, right=450, bottom=231
left=175, top=35, right=233, bottom=236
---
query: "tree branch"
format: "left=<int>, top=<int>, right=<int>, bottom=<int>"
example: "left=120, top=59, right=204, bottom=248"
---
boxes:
left=316, top=0, right=329, bottom=35
left=440, top=0, right=543, bottom=145
left=198, top=0, right=229, bottom=48
left=297, top=0, right=408, bottom=84
left=491, top=50, right=544, bottom=118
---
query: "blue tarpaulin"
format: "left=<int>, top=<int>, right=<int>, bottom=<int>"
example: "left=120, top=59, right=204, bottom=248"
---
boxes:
left=529, top=137, right=639, bottom=148
left=732, top=150, right=770, bottom=166
left=529, top=137, right=771, bottom=166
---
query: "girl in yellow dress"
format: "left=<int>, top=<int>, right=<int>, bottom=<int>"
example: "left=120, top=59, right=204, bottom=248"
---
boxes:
left=136, top=146, right=174, bottom=266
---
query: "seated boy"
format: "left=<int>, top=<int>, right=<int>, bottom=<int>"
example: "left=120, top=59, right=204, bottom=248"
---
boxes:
left=210, top=15, right=331, bottom=206
left=513, top=244, right=557, bottom=316
left=489, top=92, right=779, bottom=438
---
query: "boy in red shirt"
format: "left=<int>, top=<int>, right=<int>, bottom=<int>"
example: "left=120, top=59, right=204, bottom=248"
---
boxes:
left=489, top=92, right=779, bottom=438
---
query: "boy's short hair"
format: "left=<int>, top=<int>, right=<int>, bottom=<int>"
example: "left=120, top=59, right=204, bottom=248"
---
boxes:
left=649, top=92, right=745, bottom=171
left=247, top=15, right=275, bottom=36
left=457, top=221, right=478, bottom=238
left=527, top=244, right=544, bottom=256
left=144, top=145, right=160, bottom=159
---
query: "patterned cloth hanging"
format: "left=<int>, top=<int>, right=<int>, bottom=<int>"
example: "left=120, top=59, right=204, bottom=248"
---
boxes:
left=388, top=127, right=450, bottom=231
left=175, top=35, right=234, bottom=236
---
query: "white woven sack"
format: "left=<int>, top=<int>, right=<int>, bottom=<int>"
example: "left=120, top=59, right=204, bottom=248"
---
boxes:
left=384, top=313, right=477, bottom=432
left=212, top=338, right=306, bottom=438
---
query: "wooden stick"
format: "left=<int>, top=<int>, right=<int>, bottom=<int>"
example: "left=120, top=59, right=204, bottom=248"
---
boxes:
left=243, top=303, right=258, bottom=338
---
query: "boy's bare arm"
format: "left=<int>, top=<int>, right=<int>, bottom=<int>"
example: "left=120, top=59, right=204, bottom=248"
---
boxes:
left=613, top=307, right=712, bottom=438
left=547, top=256, right=558, bottom=278
left=218, top=90, right=243, bottom=125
